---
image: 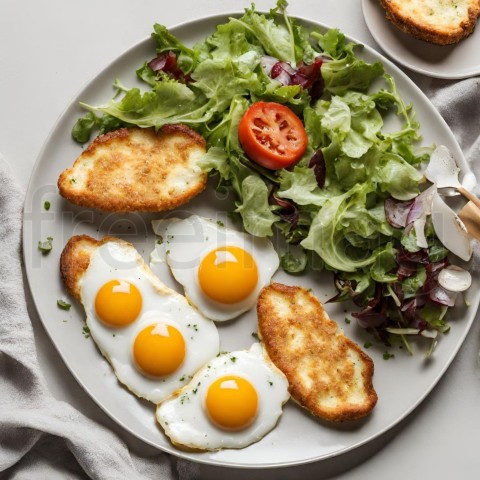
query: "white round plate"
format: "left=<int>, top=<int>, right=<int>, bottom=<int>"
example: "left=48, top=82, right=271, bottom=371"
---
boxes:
left=362, top=0, right=480, bottom=79
left=23, top=13, right=479, bottom=468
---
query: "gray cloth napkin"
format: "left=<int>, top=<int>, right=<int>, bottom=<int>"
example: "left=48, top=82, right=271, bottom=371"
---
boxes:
left=0, top=157, right=199, bottom=479
left=425, top=77, right=480, bottom=182
left=0, top=75, right=479, bottom=479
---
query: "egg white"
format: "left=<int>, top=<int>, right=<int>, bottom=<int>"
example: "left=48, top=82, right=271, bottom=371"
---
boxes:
left=150, top=215, right=279, bottom=321
left=156, top=342, right=290, bottom=451
left=80, top=240, right=220, bottom=404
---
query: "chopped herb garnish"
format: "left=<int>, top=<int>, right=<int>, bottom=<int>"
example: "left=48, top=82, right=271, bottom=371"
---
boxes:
left=57, top=299, right=71, bottom=310
left=179, top=375, right=186, bottom=381
left=268, top=380, right=273, bottom=386
left=38, top=237, right=53, bottom=254
left=251, top=332, right=259, bottom=339
left=364, top=341, right=373, bottom=349
left=44, top=201, right=51, bottom=210
left=383, top=351, right=394, bottom=360
left=82, top=325, right=91, bottom=339
left=70, top=178, right=76, bottom=184
left=230, top=356, right=237, bottom=363
left=216, top=220, right=225, bottom=227
left=345, top=317, right=351, bottom=324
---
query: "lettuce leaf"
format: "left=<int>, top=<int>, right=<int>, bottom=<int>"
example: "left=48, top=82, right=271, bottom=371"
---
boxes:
left=80, top=77, right=208, bottom=128
left=370, top=245, right=398, bottom=283
left=234, top=175, right=277, bottom=237
left=301, top=183, right=391, bottom=271
left=191, top=57, right=262, bottom=112
left=277, top=165, right=326, bottom=206
left=312, top=29, right=384, bottom=95
left=234, top=2, right=296, bottom=65
left=373, top=152, right=423, bottom=200
left=204, top=20, right=263, bottom=61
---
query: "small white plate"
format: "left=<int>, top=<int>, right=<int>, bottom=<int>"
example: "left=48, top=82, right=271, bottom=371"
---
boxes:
left=362, top=0, right=480, bottom=79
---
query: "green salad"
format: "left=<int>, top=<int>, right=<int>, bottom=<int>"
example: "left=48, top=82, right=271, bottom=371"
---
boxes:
left=72, top=0, right=461, bottom=355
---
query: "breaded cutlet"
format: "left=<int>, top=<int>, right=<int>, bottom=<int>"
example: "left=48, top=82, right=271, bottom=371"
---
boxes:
left=379, top=0, right=480, bottom=45
left=58, top=125, right=207, bottom=212
left=257, top=283, right=377, bottom=422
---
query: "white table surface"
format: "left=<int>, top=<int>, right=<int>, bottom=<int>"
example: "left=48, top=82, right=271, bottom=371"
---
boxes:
left=2, top=0, right=480, bottom=478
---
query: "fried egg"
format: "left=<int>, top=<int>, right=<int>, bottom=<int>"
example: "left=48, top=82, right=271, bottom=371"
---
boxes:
left=156, top=343, right=290, bottom=451
left=80, top=239, right=220, bottom=403
left=150, top=215, right=279, bottom=321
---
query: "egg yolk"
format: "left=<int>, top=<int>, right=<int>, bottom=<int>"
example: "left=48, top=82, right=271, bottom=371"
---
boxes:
left=197, top=246, right=258, bottom=304
left=133, top=324, right=186, bottom=377
left=205, top=375, right=258, bottom=430
left=95, top=280, right=142, bottom=327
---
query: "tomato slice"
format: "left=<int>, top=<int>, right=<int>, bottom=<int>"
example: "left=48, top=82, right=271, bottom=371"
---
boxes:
left=238, top=102, right=308, bottom=170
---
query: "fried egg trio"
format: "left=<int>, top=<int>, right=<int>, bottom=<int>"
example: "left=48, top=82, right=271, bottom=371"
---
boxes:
left=60, top=217, right=287, bottom=451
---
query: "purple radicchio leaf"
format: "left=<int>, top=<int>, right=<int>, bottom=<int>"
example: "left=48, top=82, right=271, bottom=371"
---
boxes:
left=308, top=150, right=326, bottom=188
left=263, top=56, right=324, bottom=99
left=351, top=284, right=388, bottom=328
left=269, top=189, right=299, bottom=228
left=405, top=184, right=436, bottom=225
left=147, top=51, right=187, bottom=82
left=260, top=55, right=279, bottom=76
left=384, top=198, right=414, bottom=228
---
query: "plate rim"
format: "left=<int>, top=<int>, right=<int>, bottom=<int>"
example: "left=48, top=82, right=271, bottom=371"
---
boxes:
left=22, top=10, right=478, bottom=469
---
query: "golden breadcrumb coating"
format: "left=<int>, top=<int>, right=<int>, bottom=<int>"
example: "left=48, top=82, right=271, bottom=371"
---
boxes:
left=257, top=283, right=377, bottom=422
left=58, top=125, right=207, bottom=212
left=379, top=0, right=480, bottom=45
